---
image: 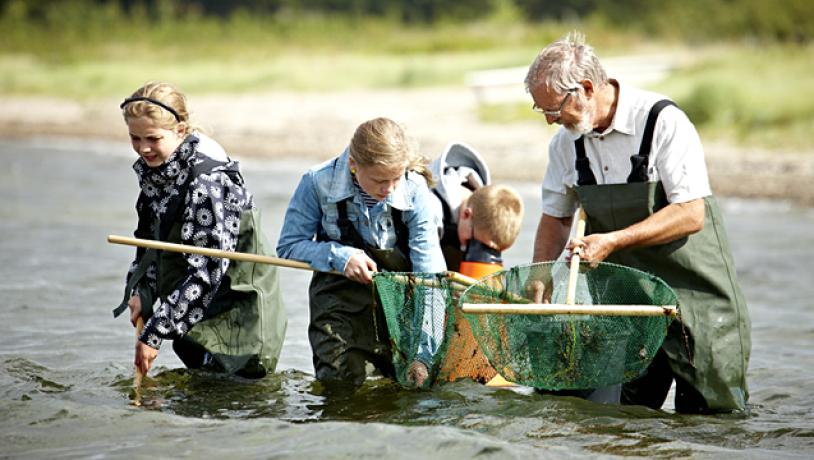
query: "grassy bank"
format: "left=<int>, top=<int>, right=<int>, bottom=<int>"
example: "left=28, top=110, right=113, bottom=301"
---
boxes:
left=1, top=4, right=811, bottom=152
left=478, top=43, right=814, bottom=153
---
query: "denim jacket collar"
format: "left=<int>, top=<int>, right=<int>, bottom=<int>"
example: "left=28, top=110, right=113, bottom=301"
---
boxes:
left=326, top=148, right=412, bottom=211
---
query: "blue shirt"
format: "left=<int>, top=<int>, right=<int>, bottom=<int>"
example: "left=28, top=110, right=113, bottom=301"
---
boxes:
left=277, top=148, right=447, bottom=274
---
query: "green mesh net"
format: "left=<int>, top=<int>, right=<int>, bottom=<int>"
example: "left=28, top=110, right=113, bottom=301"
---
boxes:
left=374, top=261, right=677, bottom=390
left=459, top=261, right=677, bottom=390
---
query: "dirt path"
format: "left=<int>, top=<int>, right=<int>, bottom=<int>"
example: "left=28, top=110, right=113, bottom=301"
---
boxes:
left=1, top=88, right=812, bottom=204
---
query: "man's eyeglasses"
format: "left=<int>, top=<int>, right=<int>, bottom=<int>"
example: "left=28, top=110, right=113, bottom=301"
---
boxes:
left=532, top=87, right=579, bottom=119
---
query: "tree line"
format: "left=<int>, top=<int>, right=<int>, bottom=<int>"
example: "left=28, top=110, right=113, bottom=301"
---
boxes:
left=2, top=0, right=812, bottom=42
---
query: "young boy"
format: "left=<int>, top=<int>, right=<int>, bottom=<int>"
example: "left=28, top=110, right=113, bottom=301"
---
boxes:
left=429, top=143, right=524, bottom=271
left=429, top=142, right=524, bottom=385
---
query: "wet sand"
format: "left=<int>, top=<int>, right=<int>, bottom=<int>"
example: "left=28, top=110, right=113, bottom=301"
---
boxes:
left=1, top=88, right=812, bottom=204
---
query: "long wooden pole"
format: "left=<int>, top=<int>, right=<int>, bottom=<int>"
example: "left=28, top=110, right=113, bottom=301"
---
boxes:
left=108, top=235, right=322, bottom=272
left=132, top=317, right=145, bottom=407
left=461, top=303, right=677, bottom=317
left=566, top=207, right=587, bottom=305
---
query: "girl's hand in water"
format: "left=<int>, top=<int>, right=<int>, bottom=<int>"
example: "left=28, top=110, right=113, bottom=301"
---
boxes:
left=135, top=340, right=158, bottom=375
left=344, top=252, right=378, bottom=284
left=407, top=360, right=429, bottom=388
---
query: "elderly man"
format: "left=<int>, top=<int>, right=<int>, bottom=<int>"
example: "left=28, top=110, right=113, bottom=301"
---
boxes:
left=524, top=32, right=751, bottom=413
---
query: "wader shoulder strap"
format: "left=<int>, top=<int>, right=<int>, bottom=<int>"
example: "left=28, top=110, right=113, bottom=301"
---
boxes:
left=574, top=137, right=597, bottom=186
left=626, top=99, right=677, bottom=183
left=335, top=199, right=411, bottom=262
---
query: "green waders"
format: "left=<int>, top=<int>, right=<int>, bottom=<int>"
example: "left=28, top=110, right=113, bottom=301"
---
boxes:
left=115, top=155, right=287, bottom=378
left=571, top=100, right=751, bottom=412
left=160, top=208, right=287, bottom=378
left=309, top=200, right=411, bottom=387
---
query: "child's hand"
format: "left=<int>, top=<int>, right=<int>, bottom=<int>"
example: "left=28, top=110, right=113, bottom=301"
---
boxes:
left=128, top=295, right=142, bottom=327
left=135, top=340, right=158, bottom=375
left=407, top=360, right=429, bottom=388
left=343, top=252, right=378, bottom=284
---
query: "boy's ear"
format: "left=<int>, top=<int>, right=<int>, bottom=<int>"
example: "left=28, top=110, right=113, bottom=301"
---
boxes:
left=460, top=206, right=473, bottom=221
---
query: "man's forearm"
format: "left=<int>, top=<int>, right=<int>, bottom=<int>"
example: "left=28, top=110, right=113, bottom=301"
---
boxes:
left=532, top=213, right=572, bottom=262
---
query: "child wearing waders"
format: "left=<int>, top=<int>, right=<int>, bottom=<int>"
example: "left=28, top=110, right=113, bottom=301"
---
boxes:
left=277, top=117, right=447, bottom=389
left=428, top=143, right=524, bottom=385
left=113, top=82, right=286, bottom=379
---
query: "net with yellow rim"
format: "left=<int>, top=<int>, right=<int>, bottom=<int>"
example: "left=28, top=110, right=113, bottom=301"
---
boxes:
left=374, top=261, right=677, bottom=390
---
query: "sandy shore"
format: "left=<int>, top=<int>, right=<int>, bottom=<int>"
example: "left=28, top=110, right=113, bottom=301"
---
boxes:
left=2, top=88, right=812, bottom=205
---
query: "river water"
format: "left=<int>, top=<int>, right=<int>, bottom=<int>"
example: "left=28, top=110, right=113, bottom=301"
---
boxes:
left=1, top=138, right=812, bottom=459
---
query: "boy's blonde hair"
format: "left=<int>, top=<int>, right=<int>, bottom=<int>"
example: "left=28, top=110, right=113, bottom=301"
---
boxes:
left=121, top=81, right=199, bottom=135
left=349, top=117, right=434, bottom=186
left=468, top=184, right=524, bottom=251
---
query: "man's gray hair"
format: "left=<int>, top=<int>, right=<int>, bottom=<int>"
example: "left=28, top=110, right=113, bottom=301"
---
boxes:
left=524, top=31, right=608, bottom=93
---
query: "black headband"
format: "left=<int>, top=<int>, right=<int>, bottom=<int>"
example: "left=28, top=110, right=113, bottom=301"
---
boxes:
left=120, top=96, right=182, bottom=122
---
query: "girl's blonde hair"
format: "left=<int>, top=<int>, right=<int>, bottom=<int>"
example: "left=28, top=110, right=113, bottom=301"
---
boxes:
left=349, top=117, right=434, bottom=186
left=121, top=81, right=198, bottom=135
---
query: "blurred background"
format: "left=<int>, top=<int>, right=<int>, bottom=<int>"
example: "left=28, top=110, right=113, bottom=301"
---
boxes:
left=1, top=0, right=813, bottom=197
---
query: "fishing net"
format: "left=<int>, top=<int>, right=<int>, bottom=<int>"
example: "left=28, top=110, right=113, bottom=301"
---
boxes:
left=374, top=261, right=677, bottom=390
left=373, top=272, right=498, bottom=388
left=459, top=261, right=677, bottom=390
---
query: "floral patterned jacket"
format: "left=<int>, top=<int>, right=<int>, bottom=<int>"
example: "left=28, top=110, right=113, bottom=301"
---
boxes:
left=126, top=133, right=253, bottom=350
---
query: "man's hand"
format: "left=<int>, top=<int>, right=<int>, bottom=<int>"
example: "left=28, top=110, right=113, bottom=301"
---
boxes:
left=524, top=278, right=553, bottom=304
left=135, top=340, right=158, bottom=375
left=407, top=360, right=429, bottom=388
left=343, top=252, right=378, bottom=284
left=567, top=232, right=619, bottom=267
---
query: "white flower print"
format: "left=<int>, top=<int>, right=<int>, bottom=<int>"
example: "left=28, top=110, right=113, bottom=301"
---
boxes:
left=184, top=283, right=203, bottom=301
left=220, top=259, right=230, bottom=274
left=175, top=322, right=188, bottom=336
left=209, top=185, right=222, bottom=199
left=156, top=319, right=171, bottom=335
left=193, top=230, right=208, bottom=247
left=181, top=222, right=194, bottom=240
left=225, top=215, right=240, bottom=235
left=143, top=183, right=158, bottom=198
left=195, top=269, right=210, bottom=285
left=165, top=162, right=180, bottom=177
left=146, top=334, right=162, bottom=348
left=191, top=184, right=209, bottom=204
left=189, top=308, right=205, bottom=324
left=220, top=233, right=236, bottom=250
left=214, top=201, right=224, bottom=220
left=174, top=301, right=188, bottom=320
left=176, top=170, right=188, bottom=186
left=196, top=208, right=213, bottom=227
left=184, top=207, right=194, bottom=221
left=155, top=303, right=169, bottom=318
left=224, top=192, right=243, bottom=211
left=168, top=290, right=180, bottom=304
left=188, top=255, right=206, bottom=268
left=211, top=223, right=223, bottom=240
left=212, top=266, right=224, bottom=284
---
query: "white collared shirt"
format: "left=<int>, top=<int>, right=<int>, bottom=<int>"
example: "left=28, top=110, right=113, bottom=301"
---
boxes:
left=541, top=83, right=711, bottom=218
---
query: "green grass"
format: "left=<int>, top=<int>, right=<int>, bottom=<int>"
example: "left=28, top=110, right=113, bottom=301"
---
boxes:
left=477, top=44, right=814, bottom=152
left=0, top=4, right=811, bottom=151
left=653, top=44, right=814, bottom=152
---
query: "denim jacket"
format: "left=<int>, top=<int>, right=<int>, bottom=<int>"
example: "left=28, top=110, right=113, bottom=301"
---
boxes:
left=277, top=148, right=447, bottom=274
